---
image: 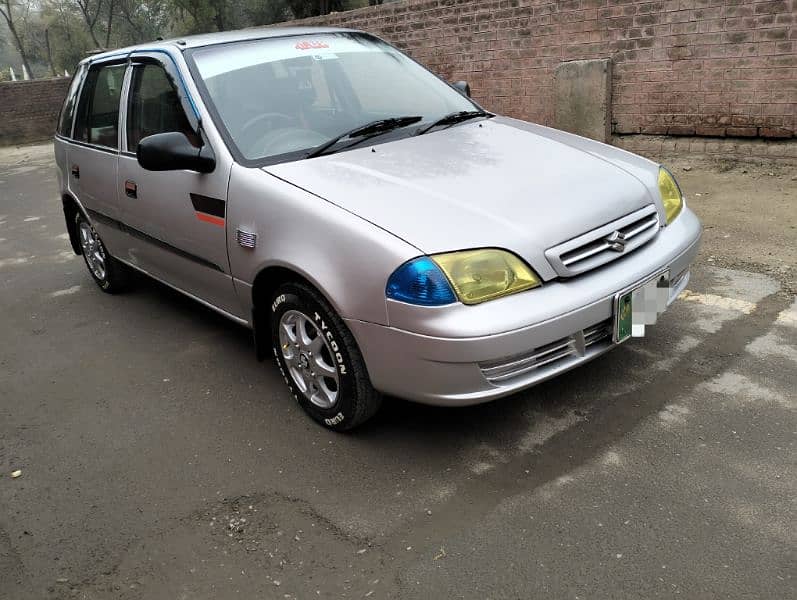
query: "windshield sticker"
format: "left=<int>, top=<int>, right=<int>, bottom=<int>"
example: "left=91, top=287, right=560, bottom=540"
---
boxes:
left=295, top=40, right=330, bottom=50
left=194, top=35, right=378, bottom=80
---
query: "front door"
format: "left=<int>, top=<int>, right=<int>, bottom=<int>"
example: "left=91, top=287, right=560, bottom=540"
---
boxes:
left=117, top=57, right=240, bottom=318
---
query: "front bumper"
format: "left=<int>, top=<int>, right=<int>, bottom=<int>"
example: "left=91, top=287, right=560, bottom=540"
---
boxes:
left=346, top=207, right=702, bottom=406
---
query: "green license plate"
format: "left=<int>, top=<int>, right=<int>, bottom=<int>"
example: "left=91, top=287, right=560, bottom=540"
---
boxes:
left=614, top=271, right=670, bottom=343
left=615, top=290, right=633, bottom=343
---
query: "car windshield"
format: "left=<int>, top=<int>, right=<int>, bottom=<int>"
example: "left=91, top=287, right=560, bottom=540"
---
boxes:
left=189, top=32, right=478, bottom=164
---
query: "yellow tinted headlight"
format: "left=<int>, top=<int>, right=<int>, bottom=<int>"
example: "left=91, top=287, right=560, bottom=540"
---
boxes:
left=432, top=249, right=541, bottom=305
left=658, top=166, right=684, bottom=224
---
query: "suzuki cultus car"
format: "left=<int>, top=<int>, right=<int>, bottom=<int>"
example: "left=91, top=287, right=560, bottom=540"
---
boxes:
left=55, top=27, right=701, bottom=430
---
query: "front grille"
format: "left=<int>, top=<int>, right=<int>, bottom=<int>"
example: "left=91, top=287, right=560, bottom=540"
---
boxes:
left=546, top=205, right=659, bottom=277
left=480, top=318, right=613, bottom=384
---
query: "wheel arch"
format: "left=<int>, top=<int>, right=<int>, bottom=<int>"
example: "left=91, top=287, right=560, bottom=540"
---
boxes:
left=61, top=193, right=84, bottom=255
left=250, top=264, right=341, bottom=362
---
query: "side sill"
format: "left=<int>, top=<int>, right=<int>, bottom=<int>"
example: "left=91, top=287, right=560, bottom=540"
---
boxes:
left=115, top=257, right=252, bottom=329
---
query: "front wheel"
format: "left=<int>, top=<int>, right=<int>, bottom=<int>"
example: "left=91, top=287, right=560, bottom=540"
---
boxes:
left=75, top=212, right=129, bottom=293
left=270, top=282, right=382, bottom=431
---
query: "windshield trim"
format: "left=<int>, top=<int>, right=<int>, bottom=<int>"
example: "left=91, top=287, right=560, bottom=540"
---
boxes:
left=183, top=31, right=485, bottom=168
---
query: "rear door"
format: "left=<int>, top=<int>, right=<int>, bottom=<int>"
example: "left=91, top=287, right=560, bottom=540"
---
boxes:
left=68, top=60, right=127, bottom=255
left=54, top=62, right=87, bottom=199
left=117, top=54, right=239, bottom=317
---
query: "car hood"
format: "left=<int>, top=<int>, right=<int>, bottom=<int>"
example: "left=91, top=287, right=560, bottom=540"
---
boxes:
left=264, top=116, right=661, bottom=280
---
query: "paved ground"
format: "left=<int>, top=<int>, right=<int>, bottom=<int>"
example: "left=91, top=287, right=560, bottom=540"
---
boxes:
left=0, top=144, right=795, bottom=600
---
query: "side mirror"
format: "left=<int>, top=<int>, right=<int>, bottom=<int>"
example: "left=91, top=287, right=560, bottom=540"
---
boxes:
left=452, top=80, right=471, bottom=97
left=137, top=132, right=215, bottom=173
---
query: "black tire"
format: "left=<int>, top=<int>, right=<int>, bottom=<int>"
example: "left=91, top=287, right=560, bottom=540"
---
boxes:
left=269, top=281, right=382, bottom=431
left=75, top=211, right=129, bottom=294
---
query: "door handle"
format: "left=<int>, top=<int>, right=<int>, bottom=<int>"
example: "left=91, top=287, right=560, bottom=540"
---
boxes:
left=124, top=180, right=137, bottom=198
left=71, top=164, right=80, bottom=178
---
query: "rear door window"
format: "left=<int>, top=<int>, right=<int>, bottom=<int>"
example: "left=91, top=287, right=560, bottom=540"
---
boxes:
left=74, top=63, right=126, bottom=149
left=57, top=63, right=87, bottom=138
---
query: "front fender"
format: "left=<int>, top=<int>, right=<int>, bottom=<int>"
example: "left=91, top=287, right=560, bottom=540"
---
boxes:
left=227, top=165, right=420, bottom=326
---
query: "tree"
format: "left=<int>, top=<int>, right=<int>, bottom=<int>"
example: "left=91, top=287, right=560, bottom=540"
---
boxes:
left=286, top=0, right=345, bottom=19
left=1, top=0, right=384, bottom=76
left=116, top=0, right=169, bottom=42
left=103, top=0, right=114, bottom=47
left=73, top=0, right=103, bottom=47
left=169, top=0, right=229, bottom=34
left=244, top=0, right=290, bottom=27
left=0, top=0, right=34, bottom=77
left=44, top=27, right=57, bottom=75
left=41, top=0, right=94, bottom=73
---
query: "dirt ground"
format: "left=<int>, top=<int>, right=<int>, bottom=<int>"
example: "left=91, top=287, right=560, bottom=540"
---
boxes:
left=659, top=154, right=796, bottom=293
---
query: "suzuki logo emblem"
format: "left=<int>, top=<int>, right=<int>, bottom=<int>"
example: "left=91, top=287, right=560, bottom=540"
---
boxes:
left=605, top=231, right=627, bottom=252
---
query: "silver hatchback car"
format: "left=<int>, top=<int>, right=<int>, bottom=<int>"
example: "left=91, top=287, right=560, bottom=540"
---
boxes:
left=55, top=27, right=701, bottom=430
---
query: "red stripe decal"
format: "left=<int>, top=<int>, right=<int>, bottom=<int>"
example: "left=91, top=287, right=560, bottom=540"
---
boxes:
left=196, top=212, right=225, bottom=227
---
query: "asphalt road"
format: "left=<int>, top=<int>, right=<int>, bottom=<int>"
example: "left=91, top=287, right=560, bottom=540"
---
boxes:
left=1, top=145, right=795, bottom=600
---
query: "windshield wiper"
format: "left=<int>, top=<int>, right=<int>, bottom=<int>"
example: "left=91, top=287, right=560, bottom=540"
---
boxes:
left=416, top=110, right=492, bottom=136
left=305, top=116, right=423, bottom=159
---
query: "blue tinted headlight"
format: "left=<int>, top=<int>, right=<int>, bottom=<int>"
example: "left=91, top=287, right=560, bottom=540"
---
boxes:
left=386, top=257, right=457, bottom=306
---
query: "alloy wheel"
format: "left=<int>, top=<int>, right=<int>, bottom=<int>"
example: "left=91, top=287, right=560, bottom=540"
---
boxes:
left=278, top=309, right=340, bottom=409
left=78, top=220, right=107, bottom=281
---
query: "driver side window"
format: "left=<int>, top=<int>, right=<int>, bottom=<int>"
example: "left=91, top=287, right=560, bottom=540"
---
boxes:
left=126, top=63, right=195, bottom=151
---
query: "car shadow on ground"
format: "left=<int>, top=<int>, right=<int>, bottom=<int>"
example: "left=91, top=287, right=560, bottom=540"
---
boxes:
left=124, top=266, right=663, bottom=453
left=122, top=262, right=792, bottom=536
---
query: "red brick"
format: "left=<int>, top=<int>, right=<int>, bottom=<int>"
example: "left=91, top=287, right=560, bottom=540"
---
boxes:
left=760, top=127, right=793, bottom=138
left=641, top=125, right=669, bottom=134
left=726, top=126, right=759, bottom=137
left=755, top=1, right=789, bottom=15
left=668, top=125, right=697, bottom=135
left=696, top=126, right=727, bottom=136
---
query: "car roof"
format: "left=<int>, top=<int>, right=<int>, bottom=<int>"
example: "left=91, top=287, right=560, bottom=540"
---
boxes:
left=84, top=26, right=359, bottom=63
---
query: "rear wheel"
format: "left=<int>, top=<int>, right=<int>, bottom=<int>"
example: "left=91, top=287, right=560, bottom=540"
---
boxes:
left=269, top=282, right=382, bottom=431
left=75, top=212, right=129, bottom=293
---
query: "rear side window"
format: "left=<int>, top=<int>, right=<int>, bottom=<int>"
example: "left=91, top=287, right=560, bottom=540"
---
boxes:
left=57, top=63, right=87, bottom=138
left=126, top=63, right=195, bottom=150
left=74, top=63, right=126, bottom=149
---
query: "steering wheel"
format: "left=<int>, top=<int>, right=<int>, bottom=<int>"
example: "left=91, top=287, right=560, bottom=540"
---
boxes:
left=237, top=112, right=294, bottom=156
left=251, top=128, right=328, bottom=158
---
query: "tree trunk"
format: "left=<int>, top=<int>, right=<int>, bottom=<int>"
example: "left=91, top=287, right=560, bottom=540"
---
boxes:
left=119, top=1, right=143, bottom=38
left=105, top=0, right=115, bottom=48
left=84, top=18, right=102, bottom=47
left=78, top=0, right=103, bottom=48
left=213, top=0, right=226, bottom=31
left=0, top=1, right=34, bottom=79
left=45, top=28, right=57, bottom=77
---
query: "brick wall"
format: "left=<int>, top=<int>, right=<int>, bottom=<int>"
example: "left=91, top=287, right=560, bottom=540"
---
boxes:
left=290, top=0, right=796, bottom=139
left=0, top=2, right=793, bottom=148
left=0, top=77, right=70, bottom=146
